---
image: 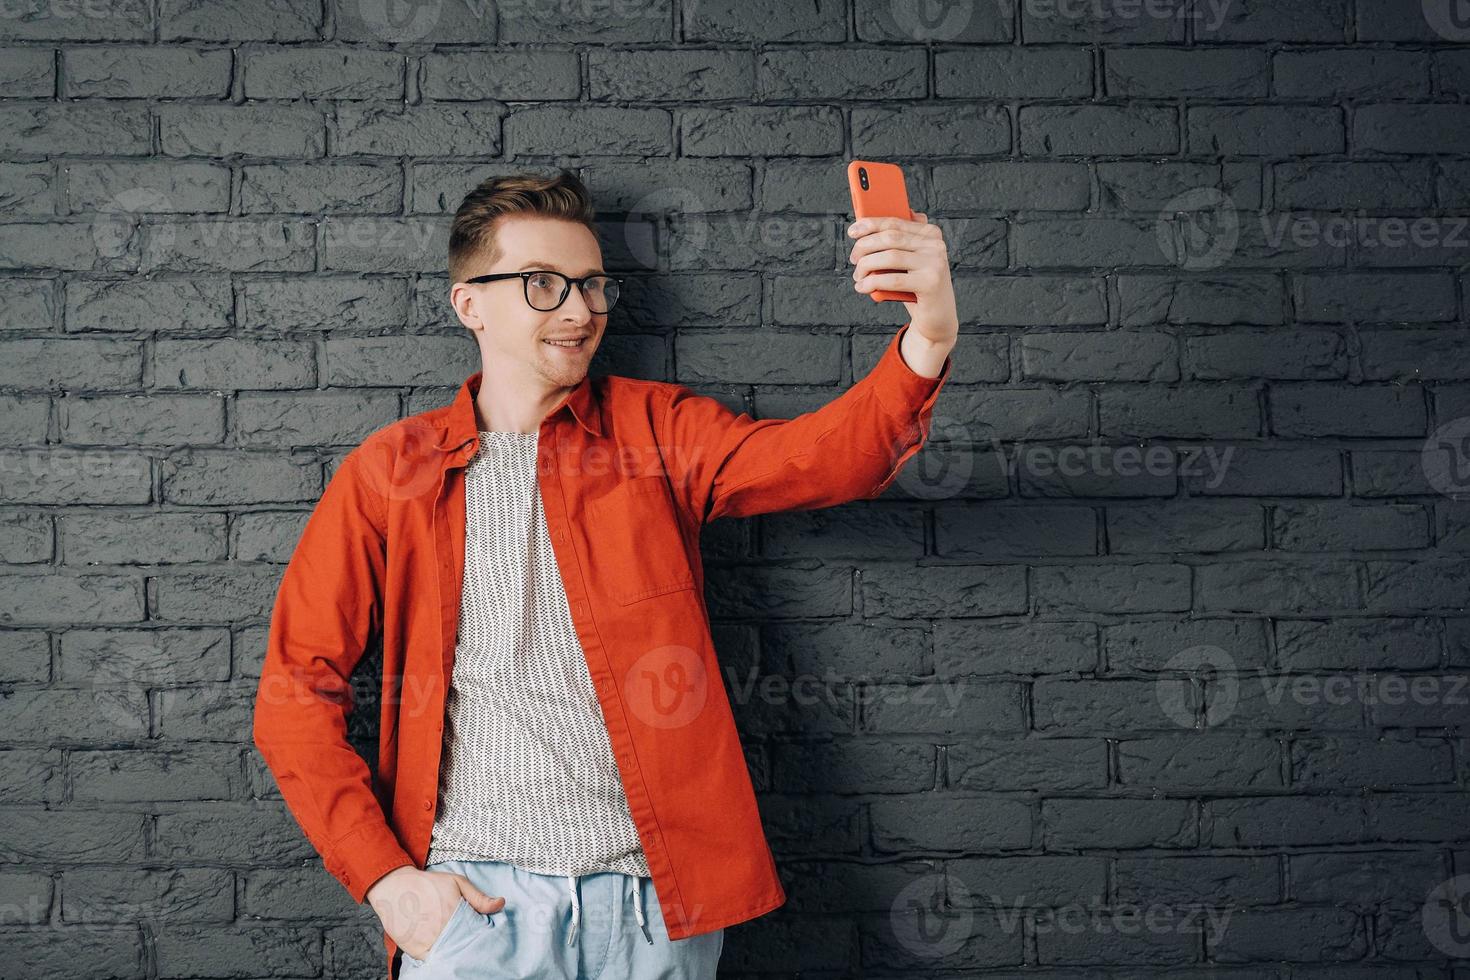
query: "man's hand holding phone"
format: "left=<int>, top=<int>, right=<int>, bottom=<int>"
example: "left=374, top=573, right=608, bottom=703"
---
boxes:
left=368, top=865, right=506, bottom=961
left=848, top=212, right=959, bottom=377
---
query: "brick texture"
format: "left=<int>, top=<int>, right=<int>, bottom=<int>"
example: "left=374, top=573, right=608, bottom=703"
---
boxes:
left=3, top=0, right=1470, bottom=976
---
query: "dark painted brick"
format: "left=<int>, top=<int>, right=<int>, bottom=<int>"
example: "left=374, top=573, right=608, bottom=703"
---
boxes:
left=1196, top=0, right=1347, bottom=42
left=1105, top=48, right=1267, bottom=99
left=1021, top=105, right=1177, bottom=156
left=940, top=48, right=1092, bottom=99
left=6, top=16, right=1470, bottom=976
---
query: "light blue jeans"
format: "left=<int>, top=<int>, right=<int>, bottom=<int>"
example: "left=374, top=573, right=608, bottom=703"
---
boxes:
left=398, top=859, right=725, bottom=979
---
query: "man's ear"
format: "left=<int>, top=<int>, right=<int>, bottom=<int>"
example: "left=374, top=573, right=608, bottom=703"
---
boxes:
left=449, top=282, right=486, bottom=333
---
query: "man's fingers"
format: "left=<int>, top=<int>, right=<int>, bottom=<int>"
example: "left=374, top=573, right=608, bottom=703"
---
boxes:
left=855, top=271, right=914, bottom=293
left=852, top=248, right=919, bottom=280
left=849, top=214, right=925, bottom=237
left=848, top=229, right=929, bottom=265
left=459, top=880, right=507, bottom=914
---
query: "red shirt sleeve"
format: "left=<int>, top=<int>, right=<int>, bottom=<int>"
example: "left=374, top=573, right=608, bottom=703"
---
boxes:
left=660, top=322, right=952, bottom=524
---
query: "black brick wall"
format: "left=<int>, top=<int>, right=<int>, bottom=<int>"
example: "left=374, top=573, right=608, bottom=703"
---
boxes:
left=2, top=0, right=1470, bottom=976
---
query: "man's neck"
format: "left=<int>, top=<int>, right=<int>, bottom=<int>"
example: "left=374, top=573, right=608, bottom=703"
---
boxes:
left=472, top=368, right=574, bottom=435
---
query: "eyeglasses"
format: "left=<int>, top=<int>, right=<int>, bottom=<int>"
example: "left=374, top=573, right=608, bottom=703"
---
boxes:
left=463, top=270, right=622, bottom=314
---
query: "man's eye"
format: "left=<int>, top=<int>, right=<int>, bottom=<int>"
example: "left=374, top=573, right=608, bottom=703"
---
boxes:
left=529, top=274, right=553, bottom=289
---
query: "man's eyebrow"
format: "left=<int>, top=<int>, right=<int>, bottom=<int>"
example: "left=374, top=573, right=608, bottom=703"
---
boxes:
left=516, top=259, right=606, bottom=277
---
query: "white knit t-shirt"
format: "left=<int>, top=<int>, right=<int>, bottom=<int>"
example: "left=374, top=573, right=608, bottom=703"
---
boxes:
left=425, top=428, right=651, bottom=877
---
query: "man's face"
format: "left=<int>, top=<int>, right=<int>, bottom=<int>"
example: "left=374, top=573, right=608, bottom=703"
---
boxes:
left=454, top=216, right=608, bottom=389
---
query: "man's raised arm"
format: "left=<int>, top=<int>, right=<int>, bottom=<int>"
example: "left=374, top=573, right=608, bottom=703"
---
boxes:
left=660, top=320, right=953, bottom=525
left=661, top=212, right=960, bottom=524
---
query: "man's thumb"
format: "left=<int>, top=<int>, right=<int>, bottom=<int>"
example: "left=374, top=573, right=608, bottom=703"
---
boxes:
left=457, top=879, right=507, bottom=914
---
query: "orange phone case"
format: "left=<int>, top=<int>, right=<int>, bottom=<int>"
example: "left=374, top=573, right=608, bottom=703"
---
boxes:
left=847, top=160, right=918, bottom=304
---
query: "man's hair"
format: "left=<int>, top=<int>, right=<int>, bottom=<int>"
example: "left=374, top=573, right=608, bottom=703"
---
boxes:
left=448, top=168, right=599, bottom=286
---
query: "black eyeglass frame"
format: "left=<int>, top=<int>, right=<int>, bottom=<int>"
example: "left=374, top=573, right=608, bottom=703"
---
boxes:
left=462, top=270, right=623, bottom=314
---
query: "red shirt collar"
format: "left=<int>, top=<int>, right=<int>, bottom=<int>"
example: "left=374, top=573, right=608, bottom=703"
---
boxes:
left=441, top=369, right=603, bottom=451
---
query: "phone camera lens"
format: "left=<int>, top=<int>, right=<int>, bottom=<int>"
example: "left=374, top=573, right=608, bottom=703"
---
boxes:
left=858, top=167, right=868, bottom=190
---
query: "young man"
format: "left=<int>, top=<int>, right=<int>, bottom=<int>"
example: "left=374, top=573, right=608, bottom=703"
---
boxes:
left=252, top=169, right=958, bottom=979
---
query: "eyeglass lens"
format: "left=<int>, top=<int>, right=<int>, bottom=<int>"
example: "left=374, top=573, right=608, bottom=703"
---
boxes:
left=526, top=272, right=619, bottom=314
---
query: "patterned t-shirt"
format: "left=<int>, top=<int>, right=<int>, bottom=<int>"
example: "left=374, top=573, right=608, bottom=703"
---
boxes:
left=425, top=428, right=651, bottom=877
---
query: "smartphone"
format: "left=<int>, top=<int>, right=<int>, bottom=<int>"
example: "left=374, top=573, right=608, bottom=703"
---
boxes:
left=846, top=160, right=918, bottom=304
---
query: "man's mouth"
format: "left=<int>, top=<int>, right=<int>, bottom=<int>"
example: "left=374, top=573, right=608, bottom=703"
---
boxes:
left=542, top=337, right=587, bottom=348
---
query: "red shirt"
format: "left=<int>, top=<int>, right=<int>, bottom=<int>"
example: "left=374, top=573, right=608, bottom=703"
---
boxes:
left=251, top=322, right=951, bottom=979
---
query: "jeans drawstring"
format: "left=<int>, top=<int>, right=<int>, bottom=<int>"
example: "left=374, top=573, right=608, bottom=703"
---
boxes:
left=631, top=876, right=653, bottom=945
left=566, top=875, right=580, bottom=946
left=564, top=873, right=654, bottom=947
